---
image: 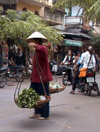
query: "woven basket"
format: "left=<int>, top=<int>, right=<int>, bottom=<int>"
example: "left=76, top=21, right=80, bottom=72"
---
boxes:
left=49, top=84, right=66, bottom=94
left=15, top=95, right=51, bottom=109
left=36, top=96, right=51, bottom=106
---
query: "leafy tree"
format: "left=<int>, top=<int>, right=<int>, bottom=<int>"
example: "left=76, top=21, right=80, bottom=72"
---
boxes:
left=89, top=32, right=100, bottom=49
left=53, top=0, right=100, bottom=22
left=0, top=10, right=63, bottom=48
left=6, top=9, right=19, bottom=21
left=0, top=15, right=11, bottom=40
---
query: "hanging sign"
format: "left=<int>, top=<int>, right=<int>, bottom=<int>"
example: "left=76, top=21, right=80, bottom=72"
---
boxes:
left=65, top=39, right=83, bottom=47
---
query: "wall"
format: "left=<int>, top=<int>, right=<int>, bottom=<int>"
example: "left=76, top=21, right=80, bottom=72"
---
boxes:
left=17, top=1, right=42, bottom=15
left=71, top=6, right=82, bottom=16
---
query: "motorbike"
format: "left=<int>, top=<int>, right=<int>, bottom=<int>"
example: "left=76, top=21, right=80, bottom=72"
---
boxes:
left=27, top=64, right=32, bottom=77
left=7, top=65, right=25, bottom=82
left=0, top=67, right=8, bottom=88
left=62, top=63, right=74, bottom=86
left=76, top=69, right=99, bottom=96
left=49, top=59, right=57, bottom=74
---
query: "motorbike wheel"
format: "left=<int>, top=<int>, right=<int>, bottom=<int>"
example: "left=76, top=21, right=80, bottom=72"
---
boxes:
left=16, top=73, right=25, bottom=82
left=86, top=84, right=91, bottom=96
left=77, top=86, right=83, bottom=92
left=62, top=74, right=68, bottom=86
left=77, top=83, right=85, bottom=92
left=0, top=75, right=7, bottom=88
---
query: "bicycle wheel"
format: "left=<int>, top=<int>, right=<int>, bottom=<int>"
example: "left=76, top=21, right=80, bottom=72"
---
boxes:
left=62, top=74, right=68, bottom=86
left=16, top=73, right=25, bottom=82
left=0, top=75, right=7, bottom=88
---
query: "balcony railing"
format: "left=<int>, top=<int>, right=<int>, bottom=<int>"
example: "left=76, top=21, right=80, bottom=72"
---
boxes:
left=0, top=0, right=19, bottom=4
left=20, top=0, right=52, bottom=7
left=65, top=16, right=81, bottom=25
left=41, top=16, right=63, bottom=26
left=33, top=0, right=52, bottom=6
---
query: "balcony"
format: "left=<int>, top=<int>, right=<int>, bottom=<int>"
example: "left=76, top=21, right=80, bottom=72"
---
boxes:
left=41, top=16, right=63, bottom=26
left=0, top=0, right=19, bottom=5
left=20, top=0, right=52, bottom=7
left=43, top=7, right=63, bottom=26
left=65, top=16, right=82, bottom=26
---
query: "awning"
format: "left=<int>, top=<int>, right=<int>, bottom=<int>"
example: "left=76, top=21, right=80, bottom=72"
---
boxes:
left=62, top=31, right=91, bottom=39
left=65, top=39, right=83, bottom=47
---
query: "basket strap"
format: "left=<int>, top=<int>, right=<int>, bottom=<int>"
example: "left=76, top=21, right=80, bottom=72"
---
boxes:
left=14, top=79, right=23, bottom=103
left=34, top=53, right=48, bottom=97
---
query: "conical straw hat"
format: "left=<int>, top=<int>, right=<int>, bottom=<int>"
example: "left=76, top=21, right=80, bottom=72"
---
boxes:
left=26, top=31, right=48, bottom=43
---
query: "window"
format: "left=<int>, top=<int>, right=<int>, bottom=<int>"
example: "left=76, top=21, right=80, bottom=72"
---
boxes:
left=35, top=11, right=39, bottom=16
left=22, top=7, right=27, bottom=12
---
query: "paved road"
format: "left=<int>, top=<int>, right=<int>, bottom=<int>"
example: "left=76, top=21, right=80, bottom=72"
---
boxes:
left=0, top=74, right=100, bottom=132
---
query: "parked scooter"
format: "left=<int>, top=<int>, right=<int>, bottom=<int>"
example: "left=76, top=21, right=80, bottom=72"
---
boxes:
left=7, top=65, right=25, bottom=82
left=0, top=67, right=8, bottom=88
left=76, top=69, right=99, bottom=96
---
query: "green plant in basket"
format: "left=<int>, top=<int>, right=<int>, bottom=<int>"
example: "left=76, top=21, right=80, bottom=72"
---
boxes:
left=16, top=88, right=40, bottom=109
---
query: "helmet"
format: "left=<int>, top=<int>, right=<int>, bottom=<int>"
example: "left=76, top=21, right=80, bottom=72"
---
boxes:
left=88, top=46, right=93, bottom=51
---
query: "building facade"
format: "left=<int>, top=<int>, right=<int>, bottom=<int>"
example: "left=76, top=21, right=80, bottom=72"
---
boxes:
left=0, top=0, right=65, bottom=29
left=63, top=5, right=92, bottom=54
left=0, top=0, right=66, bottom=64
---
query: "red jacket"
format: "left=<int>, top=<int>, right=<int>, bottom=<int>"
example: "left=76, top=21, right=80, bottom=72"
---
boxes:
left=31, top=44, right=53, bottom=83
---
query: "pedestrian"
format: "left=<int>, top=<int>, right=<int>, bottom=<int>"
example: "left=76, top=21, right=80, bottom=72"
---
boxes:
left=15, top=48, right=23, bottom=66
left=70, top=53, right=83, bottom=94
left=8, top=56, right=16, bottom=67
left=0, top=52, right=3, bottom=69
left=74, top=51, right=81, bottom=66
left=26, top=31, right=53, bottom=120
left=95, top=54, right=100, bottom=73
left=56, top=50, right=75, bottom=81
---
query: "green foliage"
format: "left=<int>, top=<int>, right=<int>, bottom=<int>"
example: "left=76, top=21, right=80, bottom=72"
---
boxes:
left=19, top=11, right=34, bottom=21
left=52, top=0, right=100, bottom=22
left=16, top=88, right=40, bottom=108
left=89, top=32, right=100, bottom=49
left=6, top=9, right=19, bottom=21
left=0, top=10, right=63, bottom=47
left=0, top=16, right=11, bottom=41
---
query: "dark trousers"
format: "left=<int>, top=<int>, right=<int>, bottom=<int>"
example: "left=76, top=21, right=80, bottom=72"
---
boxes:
left=72, top=71, right=79, bottom=91
left=67, top=69, right=72, bottom=82
left=30, top=82, right=49, bottom=118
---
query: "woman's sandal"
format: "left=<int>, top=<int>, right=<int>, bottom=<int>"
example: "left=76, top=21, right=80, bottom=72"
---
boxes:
left=37, top=117, right=49, bottom=120
left=69, top=91, right=75, bottom=94
left=29, top=114, right=41, bottom=118
left=97, top=91, right=100, bottom=96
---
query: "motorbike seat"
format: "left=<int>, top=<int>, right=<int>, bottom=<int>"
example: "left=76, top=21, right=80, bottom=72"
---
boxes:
left=10, top=65, right=24, bottom=70
left=87, top=68, right=93, bottom=73
left=0, top=67, right=8, bottom=72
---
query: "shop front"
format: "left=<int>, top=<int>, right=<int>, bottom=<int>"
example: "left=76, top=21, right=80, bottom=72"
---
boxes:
left=65, top=39, right=83, bottom=54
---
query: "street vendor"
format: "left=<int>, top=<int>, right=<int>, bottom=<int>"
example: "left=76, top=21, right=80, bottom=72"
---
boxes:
left=26, top=31, right=53, bottom=120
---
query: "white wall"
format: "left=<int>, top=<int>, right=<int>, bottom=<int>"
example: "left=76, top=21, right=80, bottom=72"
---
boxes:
left=71, top=6, right=82, bottom=16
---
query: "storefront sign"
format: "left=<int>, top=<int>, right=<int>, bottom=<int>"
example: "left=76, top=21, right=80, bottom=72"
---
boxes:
left=65, top=39, right=83, bottom=47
